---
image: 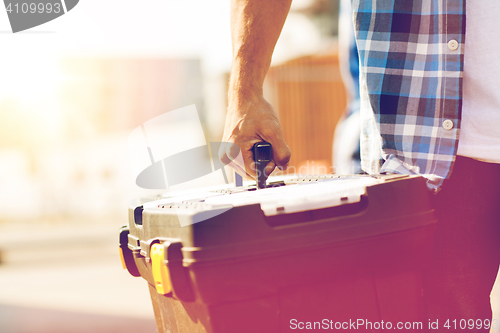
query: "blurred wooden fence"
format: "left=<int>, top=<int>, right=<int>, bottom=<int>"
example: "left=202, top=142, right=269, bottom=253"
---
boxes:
left=265, top=49, right=347, bottom=174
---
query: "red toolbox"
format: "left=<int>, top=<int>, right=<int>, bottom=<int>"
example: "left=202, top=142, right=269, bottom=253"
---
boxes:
left=120, top=174, right=436, bottom=332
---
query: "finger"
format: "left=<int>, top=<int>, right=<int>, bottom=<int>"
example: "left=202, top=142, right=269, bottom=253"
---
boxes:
left=227, top=146, right=250, bottom=178
left=275, top=145, right=291, bottom=170
left=219, top=142, right=246, bottom=172
left=219, top=139, right=258, bottom=180
left=218, top=141, right=231, bottom=165
left=258, top=125, right=291, bottom=171
left=267, top=138, right=291, bottom=171
left=241, top=147, right=258, bottom=179
left=264, top=160, right=276, bottom=178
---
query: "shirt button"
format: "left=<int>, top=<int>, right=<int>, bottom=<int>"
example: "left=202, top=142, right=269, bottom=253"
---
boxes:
left=448, top=39, right=459, bottom=51
left=442, top=119, right=454, bottom=130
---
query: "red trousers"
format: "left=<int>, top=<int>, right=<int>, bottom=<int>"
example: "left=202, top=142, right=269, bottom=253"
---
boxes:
left=423, top=156, right=500, bottom=331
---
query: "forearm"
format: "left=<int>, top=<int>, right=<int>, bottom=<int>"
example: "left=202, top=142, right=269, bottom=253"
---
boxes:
left=229, top=0, right=292, bottom=102
left=221, top=0, right=292, bottom=178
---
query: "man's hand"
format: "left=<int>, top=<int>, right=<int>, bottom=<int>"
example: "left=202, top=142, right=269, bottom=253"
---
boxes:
left=221, top=93, right=291, bottom=179
left=220, top=0, right=292, bottom=179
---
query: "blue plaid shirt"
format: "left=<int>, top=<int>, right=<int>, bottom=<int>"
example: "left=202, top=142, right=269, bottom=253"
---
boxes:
left=351, top=0, right=465, bottom=191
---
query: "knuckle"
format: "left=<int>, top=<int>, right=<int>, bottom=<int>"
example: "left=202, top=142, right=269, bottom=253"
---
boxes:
left=261, top=126, right=278, bottom=139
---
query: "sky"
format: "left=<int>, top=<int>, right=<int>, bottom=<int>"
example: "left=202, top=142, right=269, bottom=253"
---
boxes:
left=0, top=0, right=233, bottom=72
left=0, top=1, right=232, bottom=53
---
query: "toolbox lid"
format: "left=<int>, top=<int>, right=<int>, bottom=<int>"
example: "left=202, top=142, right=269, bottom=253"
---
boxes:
left=129, top=175, right=436, bottom=265
left=204, top=176, right=379, bottom=216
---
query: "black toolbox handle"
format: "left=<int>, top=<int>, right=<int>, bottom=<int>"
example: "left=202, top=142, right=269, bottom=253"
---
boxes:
left=252, top=142, right=272, bottom=189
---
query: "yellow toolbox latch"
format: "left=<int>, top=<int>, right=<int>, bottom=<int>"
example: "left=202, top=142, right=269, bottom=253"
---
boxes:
left=151, top=243, right=172, bottom=295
